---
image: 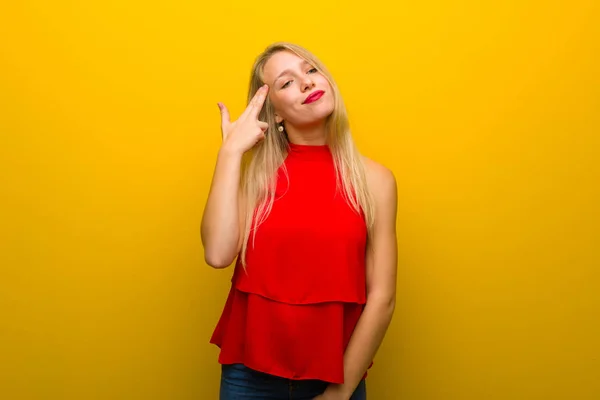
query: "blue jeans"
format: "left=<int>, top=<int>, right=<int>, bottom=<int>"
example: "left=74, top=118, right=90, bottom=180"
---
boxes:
left=220, top=363, right=367, bottom=400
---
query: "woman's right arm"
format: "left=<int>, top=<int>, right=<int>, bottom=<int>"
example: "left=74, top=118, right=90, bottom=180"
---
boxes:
left=201, top=147, right=244, bottom=268
left=201, top=84, right=269, bottom=268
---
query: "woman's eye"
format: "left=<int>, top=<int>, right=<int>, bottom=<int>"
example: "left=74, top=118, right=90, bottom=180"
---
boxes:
left=281, top=68, right=316, bottom=88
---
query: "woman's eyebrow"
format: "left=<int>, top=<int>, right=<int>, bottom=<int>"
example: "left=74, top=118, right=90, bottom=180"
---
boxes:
left=273, top=60, right=311, bottom=85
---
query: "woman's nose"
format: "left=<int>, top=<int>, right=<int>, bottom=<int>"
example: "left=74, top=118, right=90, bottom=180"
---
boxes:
left=301, top=77, right=315, bottom=92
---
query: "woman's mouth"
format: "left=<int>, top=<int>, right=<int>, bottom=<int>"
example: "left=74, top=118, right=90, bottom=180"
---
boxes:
left=303, top=90, right=325, bottom=104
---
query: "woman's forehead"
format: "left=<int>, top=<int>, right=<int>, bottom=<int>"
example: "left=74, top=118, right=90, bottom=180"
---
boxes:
left=262, top=51, right=308, bottom=81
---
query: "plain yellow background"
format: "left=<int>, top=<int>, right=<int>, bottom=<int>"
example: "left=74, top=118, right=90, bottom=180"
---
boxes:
left=1, top=1, right=598, bottom=399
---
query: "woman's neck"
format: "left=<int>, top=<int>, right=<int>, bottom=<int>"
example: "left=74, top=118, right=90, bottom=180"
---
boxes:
left=284, top=121, right=327, bottom=145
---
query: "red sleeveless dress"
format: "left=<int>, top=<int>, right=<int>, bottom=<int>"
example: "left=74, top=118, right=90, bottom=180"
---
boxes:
left=210, top=143, right=369, bottom=384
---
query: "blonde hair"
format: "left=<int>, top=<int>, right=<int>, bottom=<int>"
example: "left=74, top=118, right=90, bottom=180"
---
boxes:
left=239, top=42, right=374, bottom=266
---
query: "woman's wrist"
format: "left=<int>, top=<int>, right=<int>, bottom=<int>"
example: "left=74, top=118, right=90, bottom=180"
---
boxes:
left=324, top=383, right=353, bottom=399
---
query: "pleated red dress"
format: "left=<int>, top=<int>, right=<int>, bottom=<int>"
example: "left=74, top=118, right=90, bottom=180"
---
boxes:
left=210, top=142, right=370, bottom=384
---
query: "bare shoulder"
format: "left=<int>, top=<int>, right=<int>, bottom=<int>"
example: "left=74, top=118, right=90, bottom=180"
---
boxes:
left=361, top=155, right=397, bottom=201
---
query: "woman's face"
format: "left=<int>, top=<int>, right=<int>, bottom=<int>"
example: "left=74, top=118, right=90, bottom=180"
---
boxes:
left=262, top=51, right=334, bottom=128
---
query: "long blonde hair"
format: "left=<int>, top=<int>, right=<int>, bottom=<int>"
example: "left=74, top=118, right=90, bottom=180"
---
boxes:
left=239, top=42, right=374, bottom=266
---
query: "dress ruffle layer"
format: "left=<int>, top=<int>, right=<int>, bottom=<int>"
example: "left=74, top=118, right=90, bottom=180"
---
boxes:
left=210, top=143, right=371, bottom=384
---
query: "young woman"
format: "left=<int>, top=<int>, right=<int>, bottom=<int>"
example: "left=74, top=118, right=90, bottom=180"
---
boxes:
left=201, top=42, right=398, bottom=400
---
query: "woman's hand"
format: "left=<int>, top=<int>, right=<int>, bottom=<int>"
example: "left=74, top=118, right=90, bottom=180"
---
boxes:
left=218, top=84, right=270, bottom=155
left=312, top=384, right=350, bottom=400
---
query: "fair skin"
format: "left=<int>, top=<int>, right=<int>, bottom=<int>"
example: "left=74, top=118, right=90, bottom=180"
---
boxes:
left=201, top=50, right=397, bottom=400
left=313, top=158, right=398, bottom=400
left=201, top=50, right=335, bottom=266
left=263, top=50, right=335, bottom=145
left=200, top=86, right=269, bottom=268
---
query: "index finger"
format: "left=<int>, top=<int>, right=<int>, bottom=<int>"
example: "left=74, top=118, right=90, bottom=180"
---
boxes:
left=244, top=84, right=269, bottom=119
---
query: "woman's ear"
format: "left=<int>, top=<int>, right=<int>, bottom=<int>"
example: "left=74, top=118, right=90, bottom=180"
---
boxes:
left=275, top=114, right=283, bottom=124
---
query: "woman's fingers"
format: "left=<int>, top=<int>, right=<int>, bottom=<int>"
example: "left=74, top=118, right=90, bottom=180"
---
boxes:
left=218, top=102, right=231, bottom=137
left=241, top=84, right=269, bottom=120
left=257, top=121, right=269, bottom=132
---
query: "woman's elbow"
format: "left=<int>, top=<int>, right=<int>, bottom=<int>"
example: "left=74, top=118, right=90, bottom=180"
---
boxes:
left=368, top=294, right=396, bottom=317
left=203, top=250, right=235, bottom=269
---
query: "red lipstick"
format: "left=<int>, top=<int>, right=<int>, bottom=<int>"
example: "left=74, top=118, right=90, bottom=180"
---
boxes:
left=303, top=90, right=325, bottom=104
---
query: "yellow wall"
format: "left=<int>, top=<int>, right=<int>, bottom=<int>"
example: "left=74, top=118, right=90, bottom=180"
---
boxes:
left=1, top=1, right=598, bottom=399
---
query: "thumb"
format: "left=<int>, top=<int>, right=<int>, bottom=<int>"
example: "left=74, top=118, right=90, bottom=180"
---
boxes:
left=258, top=121, right=269, bottom=132
left=217, top=102, right=230, bottom=127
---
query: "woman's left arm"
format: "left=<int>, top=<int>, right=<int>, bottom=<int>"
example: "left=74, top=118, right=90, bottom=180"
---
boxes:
left=316, top=161, right=398, bottom=400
